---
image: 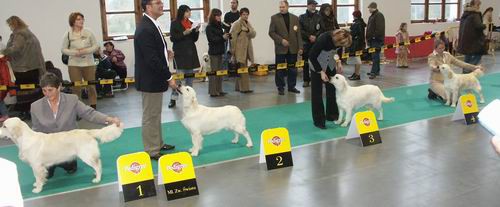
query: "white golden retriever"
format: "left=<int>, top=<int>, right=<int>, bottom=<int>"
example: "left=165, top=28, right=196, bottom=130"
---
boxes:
left=200, top=52, right=210, bottom=82
left=177, top=86, right=253, bottom=156
left=0, top=117, right=123, bottom=193
left=439, top=64, right=484, bottom=107
left=329, top=74, right=395, bottom=127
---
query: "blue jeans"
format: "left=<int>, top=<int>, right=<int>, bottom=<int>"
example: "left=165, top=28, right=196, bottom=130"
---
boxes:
left=463, top=54, right=482, bottom=73
left=0, top=101, right=7, bottom=116
left=369, top=39, right=384, bottom=75
left=170, top=69, right=194, bottom=100
left=275, top=54, right=298, bottom=91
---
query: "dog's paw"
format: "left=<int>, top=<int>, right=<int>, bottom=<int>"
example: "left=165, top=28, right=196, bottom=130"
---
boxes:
left=341, top=123, right=349, bottom=127
left=334, top=120, right=342, bottom=125
left=32, top=187, right=42, bottom=193
left=451, top=104, right=456, bottom=108
left=445, top=102, right=450, bottom=106
left=480, top=100, right=485, bottom=104
left=92, top=178, right=101, bottom=183
left=188, top=148, right=193, bottom=152
left=231, top=139, right=238, bottom=144
left=191, top=151, right=199, bottom=157
left=246, top=143, right=253, bottom=148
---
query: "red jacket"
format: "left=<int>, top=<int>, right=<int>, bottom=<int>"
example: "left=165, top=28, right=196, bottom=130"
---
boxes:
left=0, top=57, right=17, bottom=100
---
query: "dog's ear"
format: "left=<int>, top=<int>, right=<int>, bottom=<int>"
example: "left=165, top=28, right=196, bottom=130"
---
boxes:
left=8, top=124, right=22, bottom=138
left=447, top=70, right=453, bottom=79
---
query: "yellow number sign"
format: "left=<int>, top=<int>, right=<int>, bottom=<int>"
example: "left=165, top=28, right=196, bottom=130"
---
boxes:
left=116, top=152, right=156, bottom=202
left=158, top=152, right=199, bottom=200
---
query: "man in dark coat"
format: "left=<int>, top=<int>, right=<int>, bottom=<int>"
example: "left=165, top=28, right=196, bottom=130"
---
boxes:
left=366, top=2, right=385, bottom=79
left=457, top=0, right=486, bottom=73
left=299, top=0, right=321, bottom=88
left=134, top=0, right=177, bottom=160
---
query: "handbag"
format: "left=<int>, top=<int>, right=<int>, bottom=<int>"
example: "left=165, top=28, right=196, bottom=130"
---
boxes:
left=61, top=31, right=70, bottom=65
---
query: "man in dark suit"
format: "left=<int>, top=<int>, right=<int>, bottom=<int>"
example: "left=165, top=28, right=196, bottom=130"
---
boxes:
left=269, top=0, right=303, bottom=95
left=135, top=0, right=177, bottom=160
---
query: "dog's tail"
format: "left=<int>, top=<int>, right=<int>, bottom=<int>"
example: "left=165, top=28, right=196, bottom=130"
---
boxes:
left=471, top=69, right=484, bottom=78
left=88, top=123, right=124, bottom=143
left=381, top=94, right=396, bottom=103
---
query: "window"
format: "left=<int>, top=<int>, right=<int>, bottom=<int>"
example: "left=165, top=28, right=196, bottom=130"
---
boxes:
left=100, top=0, right=210, bottom=40
left=411, top=0, right=461, bottom=23
left=288, top=0, right=359, bottom=25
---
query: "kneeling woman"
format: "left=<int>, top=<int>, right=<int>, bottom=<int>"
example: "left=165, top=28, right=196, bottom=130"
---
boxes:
left=309, top=29, right=352, bottom=129
left=427, top=39, right=482, bottom=101
left=30, top=73, right=121, bottom=178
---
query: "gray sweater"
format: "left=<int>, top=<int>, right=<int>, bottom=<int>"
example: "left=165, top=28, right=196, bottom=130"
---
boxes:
left=1, top=28, right=46, bottom=73
left=31, top=93, right=108, bottom=133
left=61, top=28, right=98, bottom=67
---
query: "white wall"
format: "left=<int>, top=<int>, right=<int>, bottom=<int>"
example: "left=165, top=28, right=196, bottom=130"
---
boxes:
left=1, top=0, right=498, bottom=80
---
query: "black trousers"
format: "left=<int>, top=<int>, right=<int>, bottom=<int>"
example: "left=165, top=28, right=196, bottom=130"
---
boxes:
left=14, top=69, right=43, bottom=112
left=302, top=45, right=312, bottom=82
left=111, top=64, right=127, bottom=79
left=275, top=53, right=298, bottom=91
left=48, top=159, right=77, bottom=177
left=311, top=69, right=338, bottom=126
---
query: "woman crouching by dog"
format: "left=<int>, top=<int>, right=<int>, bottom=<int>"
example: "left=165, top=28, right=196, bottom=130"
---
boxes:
left=427, top=39, right=483, bottom=102
left=30, top=73, right=121, bottom=179
left=206, top=8, right=229, bottom=97
left=309, top=29, right=352, bottom=129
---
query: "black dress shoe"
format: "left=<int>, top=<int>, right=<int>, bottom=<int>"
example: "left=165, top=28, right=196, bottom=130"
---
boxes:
left=150, top=153, right=164, bottom=160
left=219, top=92, right=227, bottom=96
left=62, top=160, right=78, bottom=174
left=369, top=74, right=376, bottom=79
left=241, top=90, right=253, bottom=94
left=168, top=100, right=176, bottom=108
left=427, top=89, right=437, bottom=100
left=348, top=74, right=360, bottom=80
left=47, top=166, right=56, bottom=179
left=288, top=88, right=300, bottom=93
left=314, top=124, right=326, bottom=129
left=161, top=144, right=175, bottom=151
left=326, top=116, right=338, bottom=122
left=278, top=90, right=285, bottom=95
left=210, top=94, right=220, bottom=97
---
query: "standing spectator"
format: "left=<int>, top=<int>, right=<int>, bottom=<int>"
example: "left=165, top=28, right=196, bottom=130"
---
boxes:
left=206, top=8, right=229, bottom=97
left=427, top=39, right=482, bottom=101
left=222, top=0, right=240, bottom=74
left=168, top=5, right=201, bottom=108
left=230, top=7, right=255, bottom=93
left=299, top=0, right=321, bottom=88
left=269, top=0, right=303, bottom=95
left=318, top=3, right=340, bottom=35
left=103, top=41, right=127, bottom=89
left=0, top=56, right=13, bottom=122
left=0, top=35, right=5, bottom=50
left=395, top=22, right=410, bottom=68
left=366, top=2, right=385, bottom=79
left=1, top=16, right=46, bottom=120
left=134, top=0, right=178, bottom=160
left=30, top=73, right=121, bottom=178
left=347, top=10, right=366, bottom=81
left=309, top=29, right=352, bottom=129
left=457, top=0, right=486, bottom=73
left=62, top=12, right=98, bottom=109
left=483, top=7, right=494, bottom=55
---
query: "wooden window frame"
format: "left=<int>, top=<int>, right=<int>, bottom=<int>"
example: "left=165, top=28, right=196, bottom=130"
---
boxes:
left=288, top=0, right=360, bottom=27
left=100, top=0, right=210, bottom=41
left=411, top=0, right=461, bottom=23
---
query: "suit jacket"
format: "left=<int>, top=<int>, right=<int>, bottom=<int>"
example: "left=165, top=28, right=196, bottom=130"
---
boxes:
left=134, top=15, right=171, bottom=93
left=268, top=13, right=303, bottom=55
left=30, top=93, right=108, bottom=133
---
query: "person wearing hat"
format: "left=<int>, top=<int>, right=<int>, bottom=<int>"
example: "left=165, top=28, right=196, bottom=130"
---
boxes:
left=299, top=0, right=321, bottom=87
left=347, top=10, right=366, bottom=80
left=366, top=2, right=385, bottom=79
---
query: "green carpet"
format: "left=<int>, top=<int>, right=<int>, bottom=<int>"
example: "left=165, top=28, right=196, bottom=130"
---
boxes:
left=1, top=73, right=500, bottom=199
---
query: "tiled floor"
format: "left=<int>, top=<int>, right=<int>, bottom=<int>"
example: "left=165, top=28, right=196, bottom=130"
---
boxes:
left=7, top=53, right=500, bottom=207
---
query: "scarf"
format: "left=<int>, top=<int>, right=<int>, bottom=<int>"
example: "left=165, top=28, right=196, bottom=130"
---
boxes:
left=181, top=19, right=192, bottom=30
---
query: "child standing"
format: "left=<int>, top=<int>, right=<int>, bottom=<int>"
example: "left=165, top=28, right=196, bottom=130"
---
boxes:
left=395, top=23, right=410, bottom=68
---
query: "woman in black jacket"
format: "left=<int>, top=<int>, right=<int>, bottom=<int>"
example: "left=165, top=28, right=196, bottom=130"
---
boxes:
left=206, top=8, right=229, bottom=97
left=318, top=3, right=339, bottom=35
left=169, top=5, right=201, bottom=108
left=457, top=0, right=486, bottom=72
left=347, top=10, right=366, bottom=80
left=309, top=29, right=351, bottom=129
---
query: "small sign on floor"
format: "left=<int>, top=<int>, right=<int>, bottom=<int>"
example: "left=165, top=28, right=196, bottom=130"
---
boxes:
left=345, top=111, right=382, bottom=147
left=158, top=152, right=199, bottom=201
left=259, top=128, right=293, bottom=170
left=117, top=152, right=157, bottom=202
left=452, top=94, right=479, bottom=125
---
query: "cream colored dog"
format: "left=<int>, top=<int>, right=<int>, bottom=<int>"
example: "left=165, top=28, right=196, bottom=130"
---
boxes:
left=439, top=64, right=484, bottom=107
left=177, top=86, right=253, bottom=156
left=329, top=74, right=395, bottom=127
left=0, top=117, right=123, bottom=193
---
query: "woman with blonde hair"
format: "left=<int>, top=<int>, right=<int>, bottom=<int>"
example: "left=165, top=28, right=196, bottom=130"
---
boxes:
left=62, top=12, right=99, bottom=109
left=1, top=16, right=46, bottom=120
left=308, top=29, right=351, bottom=129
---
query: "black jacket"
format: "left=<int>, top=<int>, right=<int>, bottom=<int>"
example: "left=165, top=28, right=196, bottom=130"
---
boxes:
left=348, top=18, right=366, bottom=52
left=170, top=20, right=201, bottom=69
left=206, top=22, right=226, bottom=55
left=319, top=14, right=340, bottom=35
left=299, top=10, right=321, bottom=47
left=457, top=5, right=486, bottom=55
left=134, top=15, right=171, bottom=93
left=309, top=32, right=338, bottom=72
left=366, top=10, right=385, bottom=41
